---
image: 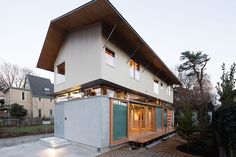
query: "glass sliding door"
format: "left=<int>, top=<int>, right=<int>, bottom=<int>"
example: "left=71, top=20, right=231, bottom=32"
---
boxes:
left=129, top=104, right=154, bottom=131
left=164, top=109, right=167, bottom=128
left=156, top=107, right=163, bottom=129
left=113, top=100, right=128, bottom=141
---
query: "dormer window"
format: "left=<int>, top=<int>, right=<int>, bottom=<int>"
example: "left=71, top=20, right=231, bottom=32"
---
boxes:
left=43, top=88, right=50, bottom=92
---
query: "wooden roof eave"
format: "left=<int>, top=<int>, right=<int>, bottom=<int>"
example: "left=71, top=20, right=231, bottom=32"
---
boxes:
left=37, top=0, right=181, bottom=85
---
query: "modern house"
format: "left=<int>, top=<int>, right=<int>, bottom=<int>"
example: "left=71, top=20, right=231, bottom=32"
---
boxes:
left=37, top=0, right=181, bottom=151
left=4, top=75, right=55, bottom=118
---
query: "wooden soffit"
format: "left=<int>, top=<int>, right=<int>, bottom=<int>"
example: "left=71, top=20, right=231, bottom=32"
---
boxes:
left=37, top=0, right=181, bottom=85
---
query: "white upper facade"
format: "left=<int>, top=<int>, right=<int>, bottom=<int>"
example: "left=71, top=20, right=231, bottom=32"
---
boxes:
left=54, top=23, right=173, bottom=103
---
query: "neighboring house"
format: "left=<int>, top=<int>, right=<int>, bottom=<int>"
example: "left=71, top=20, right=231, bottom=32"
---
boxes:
left=4, top=75, right=55, bottom=118
left=0, top=96, right=4, bottom=106
left=37, top=0, right=181, bottom=151
left=0, top=94, right=6, bottom=118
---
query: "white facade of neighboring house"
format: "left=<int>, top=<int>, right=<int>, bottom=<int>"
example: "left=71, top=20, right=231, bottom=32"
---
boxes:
left=37, top=0, right=181, bottom=151
left=4, top=75, right=55, bottom=118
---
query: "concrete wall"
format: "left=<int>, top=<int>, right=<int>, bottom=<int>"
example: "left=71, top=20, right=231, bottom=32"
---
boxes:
left=54, top=23, right=103, bottom=93
left=54, top=96, right=110, bottom=149
left=4, top=88, right=32, bottom=117
left=32, top=97, right=55, bottom=118
left=101, top=28, right=173, bottom=103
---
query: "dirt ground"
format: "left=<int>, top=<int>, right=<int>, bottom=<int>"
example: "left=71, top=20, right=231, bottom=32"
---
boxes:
left=98, top=134, right=202, bottom=157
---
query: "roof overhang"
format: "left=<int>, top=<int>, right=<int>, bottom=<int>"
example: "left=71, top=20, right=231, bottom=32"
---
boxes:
left=37, top=0, right=181, bottom=85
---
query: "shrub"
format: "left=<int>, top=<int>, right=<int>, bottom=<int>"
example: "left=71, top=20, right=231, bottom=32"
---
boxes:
left=214, top=105, right=236, bottom=157
left=10, top=103, right=27, bottom=119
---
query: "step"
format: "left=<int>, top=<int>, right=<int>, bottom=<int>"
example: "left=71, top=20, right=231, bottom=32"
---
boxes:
left=40, top=137, right=71, bottom=149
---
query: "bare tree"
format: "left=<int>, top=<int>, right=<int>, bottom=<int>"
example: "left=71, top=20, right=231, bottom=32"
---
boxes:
left=174, top=69, right=213, bottom=127
left=0, top=62, right=34, bottom=91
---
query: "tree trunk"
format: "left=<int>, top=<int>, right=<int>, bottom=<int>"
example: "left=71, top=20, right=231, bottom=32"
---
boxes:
left=199, top=83, right=207, bottom=130
left=215, top=131, right=227, bottom=157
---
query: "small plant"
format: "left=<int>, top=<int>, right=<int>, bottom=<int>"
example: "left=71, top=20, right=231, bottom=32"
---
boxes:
left=177, top=105, right=198, bottom=147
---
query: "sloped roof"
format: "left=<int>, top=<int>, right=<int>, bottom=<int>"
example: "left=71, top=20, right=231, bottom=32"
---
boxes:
left=27, top=75, right=54, bottom=98
left=37, top=0, right=181, bottom=85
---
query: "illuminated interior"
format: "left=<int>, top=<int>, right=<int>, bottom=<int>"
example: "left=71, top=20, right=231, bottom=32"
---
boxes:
left=129, top=104, right=154, bottom=131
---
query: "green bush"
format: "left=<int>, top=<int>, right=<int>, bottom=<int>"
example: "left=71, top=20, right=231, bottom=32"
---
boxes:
left=177, top=106, right=198, bottom=145
left=10, top=103, right=27, bottom=119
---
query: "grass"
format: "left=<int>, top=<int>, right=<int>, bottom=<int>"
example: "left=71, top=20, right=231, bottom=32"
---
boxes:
left=0, top=124, right=54, bottom=138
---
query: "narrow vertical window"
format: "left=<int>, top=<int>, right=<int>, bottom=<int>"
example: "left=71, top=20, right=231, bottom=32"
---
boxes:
left=39, top=98, right=41, bottom=101
left=38, top=109, right=41, bottom=118
left=21, top=92, right=25, bottom=100
left=135, top=62, right=140, bottom=80
left=129, top=60, right=135, bottom=78
left=105, top=49, right=115, bottom=67
left=160, top=82, right=163, bottom=90
left=56, top=62, right=65, bottom=84
left=154, top=80, right=159, bottom=94
left=50, top=109, right=53, bottom=117
left=129, top=59, right=140, bottom=80
left=167, top=85, right=171, bottom=96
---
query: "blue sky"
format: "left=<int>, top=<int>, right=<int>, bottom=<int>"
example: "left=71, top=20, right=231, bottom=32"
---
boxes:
left=0, top=0, right=236, bottom=89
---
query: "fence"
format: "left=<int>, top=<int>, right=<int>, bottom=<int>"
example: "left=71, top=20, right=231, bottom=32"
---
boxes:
left=0, top=118, right=54, bottom=126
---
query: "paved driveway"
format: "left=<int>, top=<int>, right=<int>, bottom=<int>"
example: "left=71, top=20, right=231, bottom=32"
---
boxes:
left=0, top=134, right=200, bottom=157
left=0, top=141, right=99, bottom=157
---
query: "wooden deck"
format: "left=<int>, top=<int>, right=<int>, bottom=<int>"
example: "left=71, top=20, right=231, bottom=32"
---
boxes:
left=129, top=127, right=175, bottom=144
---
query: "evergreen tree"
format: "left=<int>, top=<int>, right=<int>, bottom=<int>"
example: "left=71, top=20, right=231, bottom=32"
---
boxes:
left=216, top=63, right=236, bottom=106
left=178, top=51, right=210, bottom=129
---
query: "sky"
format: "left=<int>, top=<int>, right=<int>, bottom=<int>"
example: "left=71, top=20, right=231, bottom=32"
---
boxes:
left=0, top=0, right=236, bottom=90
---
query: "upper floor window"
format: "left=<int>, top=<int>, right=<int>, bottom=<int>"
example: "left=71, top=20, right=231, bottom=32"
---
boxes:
left=129, top=59, right=140, bottom=81
left=105, top=49, right=115, bottom=67
left=167, top=85, right=171, bottom=96
left=160, top=82, right=163, bottom=90
left=56, top=62, right=65, bottom=85
left=50, top=109, right=53, bottom=117
left=21, top=92, right=25, bottom=100
left=154, top=80, right=159, bottom=94
left=38, top=109, right=41, bottom=118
